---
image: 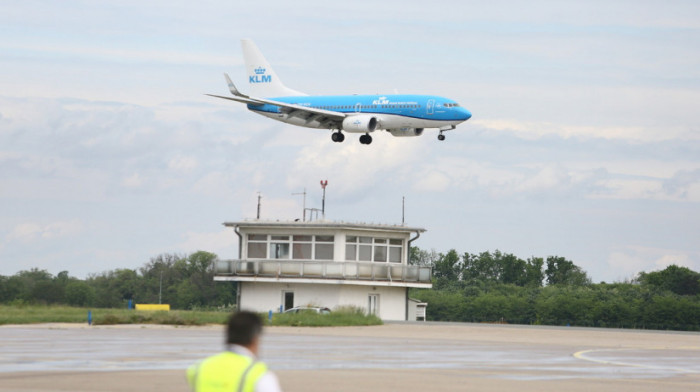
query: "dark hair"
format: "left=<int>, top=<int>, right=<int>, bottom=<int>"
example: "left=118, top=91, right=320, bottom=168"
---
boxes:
left=227, top=311, right=263, bottom=346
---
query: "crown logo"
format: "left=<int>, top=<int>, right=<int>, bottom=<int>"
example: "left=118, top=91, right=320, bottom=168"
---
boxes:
left=254, top=67, right=266, bottom=75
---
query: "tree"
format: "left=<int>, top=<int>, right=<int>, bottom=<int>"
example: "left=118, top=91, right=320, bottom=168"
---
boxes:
left=545, top=256, right=590, bottom=286
left=524, top=257, right=545, bottom=287
left=409, top=247, right=438, bottom=267
left=65, top=281, right=96, bottom=307
left=637, top=265, right=700, bottom=296
left=432, top=250, right=461, bottom=289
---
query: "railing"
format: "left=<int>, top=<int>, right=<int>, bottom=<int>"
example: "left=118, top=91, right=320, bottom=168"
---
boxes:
left=215, top=260, right=432, bottom=283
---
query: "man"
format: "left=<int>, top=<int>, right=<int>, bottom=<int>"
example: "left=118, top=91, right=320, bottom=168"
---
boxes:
left=187, top=311, right=283, bottom=392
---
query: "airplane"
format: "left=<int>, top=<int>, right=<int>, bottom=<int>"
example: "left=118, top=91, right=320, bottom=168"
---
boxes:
left=207, top=39, right=472, bottom=145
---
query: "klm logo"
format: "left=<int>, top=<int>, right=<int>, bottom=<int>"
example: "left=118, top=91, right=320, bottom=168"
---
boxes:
left=372, top=96, right=389, bottom=105
left=250, top=66, right=272, bottom=83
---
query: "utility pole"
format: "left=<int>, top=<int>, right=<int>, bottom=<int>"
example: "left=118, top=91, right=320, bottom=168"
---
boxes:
left=292, top=188, right=307, bottom=221
left=256, top=192, right=261, bottom=220
left=320, top=180, right=328, bottom=219
left=159, top=270, right=163, bottom=304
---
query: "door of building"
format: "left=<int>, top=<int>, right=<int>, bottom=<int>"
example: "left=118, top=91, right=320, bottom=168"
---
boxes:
left=368, top=294, right=379, bottom=316
left=283, top=291, right=294, bottom=311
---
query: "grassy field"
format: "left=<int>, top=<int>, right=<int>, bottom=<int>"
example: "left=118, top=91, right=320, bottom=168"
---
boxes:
left=0, top=305, right=230, bottom=326
left=0, top=305, right=382, bottom=327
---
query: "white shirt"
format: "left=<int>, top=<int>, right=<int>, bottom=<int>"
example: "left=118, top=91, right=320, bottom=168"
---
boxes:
left=229, top=345, right=283, bottom=392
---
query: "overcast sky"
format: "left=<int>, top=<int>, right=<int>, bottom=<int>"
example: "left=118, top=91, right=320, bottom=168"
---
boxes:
left=1, top=1, right=699, bottom=282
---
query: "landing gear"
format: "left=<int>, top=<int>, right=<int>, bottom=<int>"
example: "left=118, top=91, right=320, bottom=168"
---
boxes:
left=331, top=131, right=345, bottom=143
left=359, top=133, right=373, bottom=145
left=438, top=132, right=446, bottom=141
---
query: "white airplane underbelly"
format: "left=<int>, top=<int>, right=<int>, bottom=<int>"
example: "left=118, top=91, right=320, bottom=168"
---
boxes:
left=376, top=114, right=460, bottom=130
left=255, top=111, right=460, bottom=130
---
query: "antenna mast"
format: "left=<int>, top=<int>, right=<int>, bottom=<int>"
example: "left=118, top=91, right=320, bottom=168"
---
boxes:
left=256, top=192, right=261, bottom=220
left=402, top=196, right=405, bottom=225
left=292, top=188, right=307, bottom=221
left=320, top=180, right=328, bottom=219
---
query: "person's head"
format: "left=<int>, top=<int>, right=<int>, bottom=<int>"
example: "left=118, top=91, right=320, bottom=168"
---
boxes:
left=227, top=311, right=263, bottom=355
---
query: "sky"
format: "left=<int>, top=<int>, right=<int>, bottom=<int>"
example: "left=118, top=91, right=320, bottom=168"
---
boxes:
left=1, top=0, right=699, bottom=283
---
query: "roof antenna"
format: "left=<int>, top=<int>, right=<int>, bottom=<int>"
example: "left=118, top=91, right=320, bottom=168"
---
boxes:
left=320, top=180, right=328, bottom=220
left=402, top=196, right=405, bottom=226
left=292, top=188, right=307, bottom=221
left=256, top=192, right=262, bottom=220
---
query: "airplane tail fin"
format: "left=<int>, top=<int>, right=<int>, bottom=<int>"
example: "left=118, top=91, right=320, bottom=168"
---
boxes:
left=241, top=39, right=306, bottom=98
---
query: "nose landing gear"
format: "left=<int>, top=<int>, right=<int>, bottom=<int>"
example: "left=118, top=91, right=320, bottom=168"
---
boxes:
left=359, top=133, right=373, bottom=145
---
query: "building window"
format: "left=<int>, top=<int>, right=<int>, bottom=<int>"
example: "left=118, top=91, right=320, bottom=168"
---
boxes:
left=315, top=243, right=334, bottom=260
left=270, top=235, right=290, bottom=259
left=247, top=234, right=334, bottom=260
left=373, top=239, right=387, bottom=262
left=345, top=236, right=402, bottom=263
left=247, top=234, right=267, bottom=258
left=389, top=239, right=402, bottom=263
left=314, top=235, right=334, bottom=260
left=292, top=235, right=312, bottom=260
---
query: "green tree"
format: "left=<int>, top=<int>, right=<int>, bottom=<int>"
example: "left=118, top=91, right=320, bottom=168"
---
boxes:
left=409, top=247, right=438, bottom=267
left=432, top=250, right=461, bottom=289
left=65, top=281, right=96, bottom=307
left=545, top=256, right=590, bottom=286
left=524, top=257, right=545, bottom=287
left=637, top=265, right=700, bottom=296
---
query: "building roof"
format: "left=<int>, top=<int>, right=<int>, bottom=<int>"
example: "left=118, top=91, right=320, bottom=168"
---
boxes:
left=223, top=220, right=426, bottom=234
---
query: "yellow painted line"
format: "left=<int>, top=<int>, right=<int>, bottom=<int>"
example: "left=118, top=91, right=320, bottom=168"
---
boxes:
left=573, top=348, right=699, bottom=374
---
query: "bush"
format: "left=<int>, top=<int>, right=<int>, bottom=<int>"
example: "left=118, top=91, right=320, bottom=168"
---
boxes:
left=269, top=306, right=382, bottom=327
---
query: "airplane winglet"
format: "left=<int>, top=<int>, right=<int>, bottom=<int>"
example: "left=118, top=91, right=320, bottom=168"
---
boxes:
left=224, top=73, right=244, bottom=97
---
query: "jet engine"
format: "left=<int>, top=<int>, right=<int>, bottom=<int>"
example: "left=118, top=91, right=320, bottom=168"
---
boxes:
left=388, top=127, right=424, bottom=137
left=342, top=115, right=378, bottom=133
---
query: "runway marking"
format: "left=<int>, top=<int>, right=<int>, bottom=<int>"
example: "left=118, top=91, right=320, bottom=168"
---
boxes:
left=573, top=347, right=700, bottom=374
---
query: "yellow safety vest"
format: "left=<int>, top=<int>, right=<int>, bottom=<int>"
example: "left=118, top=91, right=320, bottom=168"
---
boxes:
left=187, top=351, right=268, bottom=392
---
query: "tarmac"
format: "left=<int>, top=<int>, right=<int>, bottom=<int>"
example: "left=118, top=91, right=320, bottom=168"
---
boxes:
left=0, top=322, right=698, bottom=391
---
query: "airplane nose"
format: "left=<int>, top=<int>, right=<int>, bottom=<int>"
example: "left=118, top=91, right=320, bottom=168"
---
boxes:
left=460, top=108, right=472, bottom=121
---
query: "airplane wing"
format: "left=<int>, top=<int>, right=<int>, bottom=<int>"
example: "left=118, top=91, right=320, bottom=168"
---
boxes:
left=208, top=74, right=346, bottom=125
left=205, top=94, right=262, bottom=105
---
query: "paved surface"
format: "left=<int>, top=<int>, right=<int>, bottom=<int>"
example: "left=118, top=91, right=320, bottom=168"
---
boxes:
left=0, top=322, right=699, bottom=391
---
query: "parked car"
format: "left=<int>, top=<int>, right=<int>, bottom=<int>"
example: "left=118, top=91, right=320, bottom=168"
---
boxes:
left=283, top=306, right=331, bottom=314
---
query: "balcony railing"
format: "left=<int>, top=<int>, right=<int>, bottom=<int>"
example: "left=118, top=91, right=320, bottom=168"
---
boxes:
left=215, top=260, right=432, bottom=283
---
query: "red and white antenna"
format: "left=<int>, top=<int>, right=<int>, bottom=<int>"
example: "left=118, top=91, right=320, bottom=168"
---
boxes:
left=320, top=180, right=328, bottom=219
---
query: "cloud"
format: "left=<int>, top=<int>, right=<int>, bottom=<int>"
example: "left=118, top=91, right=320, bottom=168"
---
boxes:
left=472, top=119, right=700, bottom=143
left=6, top=220, right=84, bottom=243
left=121, top=173, right=143, bottom=188
left=168, top=155, right=198, bottom=173
left=607, top=246, right=699, bottom=281
left=178, top=229, right=237, bottom=257
left=288, top=135, right=424, bottom=199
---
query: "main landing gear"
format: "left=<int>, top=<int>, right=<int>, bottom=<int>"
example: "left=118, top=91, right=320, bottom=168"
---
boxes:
left=331, top=131, right=345, bottom=143
left=438, top=131, right=446, bottom=141
left=359, top=133, right=373, bottom=145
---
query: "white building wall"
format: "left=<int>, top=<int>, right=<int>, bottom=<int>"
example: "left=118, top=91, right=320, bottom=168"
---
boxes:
left=239, top=282, right=407, bottom=321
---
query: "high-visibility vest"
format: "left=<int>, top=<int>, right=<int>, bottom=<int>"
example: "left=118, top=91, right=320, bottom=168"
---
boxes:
left=187, top=351, right=268, bottom=392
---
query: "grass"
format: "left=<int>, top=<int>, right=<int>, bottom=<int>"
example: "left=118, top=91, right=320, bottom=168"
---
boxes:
left=0, top=304, right=383, bottom=327
left=268, top=306, right=383, bottom=327
left=0, top=304, right=229, bottom=326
